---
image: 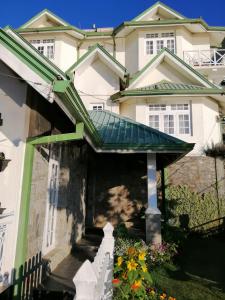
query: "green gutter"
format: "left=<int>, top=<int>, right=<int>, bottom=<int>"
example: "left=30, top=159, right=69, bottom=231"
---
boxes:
left=14, top=123, right=84, bottom=299
left=66, top=43, right=127, bottom=76
left=113, top=18, right=225, bottom=36
left=53, top=80, right=102, bottom=146
left=17, top=25, right=84, bottom=36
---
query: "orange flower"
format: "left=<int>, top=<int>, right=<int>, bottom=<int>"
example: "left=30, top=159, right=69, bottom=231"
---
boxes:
left=131, top=280, right=142, bottom=290
left=127, top=247, right=137, bottom=256
left=160, top=293, right=167, bottom=299
left=112, top=278, right=120, bottom=285
left=168, top=297, right=176, bottom=300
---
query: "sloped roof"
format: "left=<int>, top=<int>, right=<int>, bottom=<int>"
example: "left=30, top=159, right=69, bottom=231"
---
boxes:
left=132, top=1, right=185, bottom=21
left=66, top=43, right=127, bottom=79
left=89, top=110, right=194, bottom=152
left=111, top=80, right=223, bottom=100
left=128, top=48, right=220, bottom=89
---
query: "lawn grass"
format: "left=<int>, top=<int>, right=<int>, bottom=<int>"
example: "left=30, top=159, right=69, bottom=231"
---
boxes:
left=152, top=234, right=225, bottom=300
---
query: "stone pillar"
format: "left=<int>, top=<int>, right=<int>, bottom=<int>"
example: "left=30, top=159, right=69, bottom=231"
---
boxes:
left=145, top=153, right=162, bottom=245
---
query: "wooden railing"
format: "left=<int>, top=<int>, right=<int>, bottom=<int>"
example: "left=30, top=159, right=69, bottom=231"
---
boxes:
left=73, top=223, right=115, bottom=300
left=183, top=49, right=225, bottom=67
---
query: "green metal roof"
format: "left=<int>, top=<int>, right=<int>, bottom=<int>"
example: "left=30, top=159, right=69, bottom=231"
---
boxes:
left=111, top=80, right=223, bottom=100
left=88, top=110, right=194, bottom=152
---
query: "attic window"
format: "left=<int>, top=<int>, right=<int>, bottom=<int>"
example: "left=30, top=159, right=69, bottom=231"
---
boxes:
left=30, top=39, right=55, bottom=59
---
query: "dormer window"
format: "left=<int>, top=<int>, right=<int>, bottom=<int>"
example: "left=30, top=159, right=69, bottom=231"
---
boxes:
left=30, top=39, right=55, bottom=59
left=145, top=32, right=175, bottom=55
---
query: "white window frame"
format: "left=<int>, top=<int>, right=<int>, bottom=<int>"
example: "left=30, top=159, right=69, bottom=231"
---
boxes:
left=90, top=103, right=104, bottom=111
left=148, top=102, right=191, bottom=136
left=145, top=32, right=175, bottom=55
left=30, top=39, right=55, bottom=59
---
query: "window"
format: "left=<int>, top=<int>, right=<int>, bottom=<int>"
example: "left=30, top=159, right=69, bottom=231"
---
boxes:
left=145, top=32, right=175, bottom=55
left=90, top=103, right=104, bottom=111
left=148, top=103, right=191, bottom=135
left=30, top=39, right=55, bottom=59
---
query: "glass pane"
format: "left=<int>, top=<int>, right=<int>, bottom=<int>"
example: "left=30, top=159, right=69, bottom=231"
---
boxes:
left=37, top=46, right=44, bottom=55
left=149, top=115, right=159, bottom=130
left=167, top=39, right=175, bottom=53
left=47, top=45, right=54, bottom=59
left=157, top=40, right=164, bottom=53
left=146, top=41, right=154, bottom=55
left=149, top=104, right=166, bottom=111
left=164, top=115, right=174, bottom=134
left=179, top=114, right=190, bottom=134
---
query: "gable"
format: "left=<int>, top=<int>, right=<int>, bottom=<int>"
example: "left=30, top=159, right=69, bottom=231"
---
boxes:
left=133, top=2, right=185, bottom=22
left=20, top=10, right=69, bottom=29
left=129, top=49, right=217, bottom=90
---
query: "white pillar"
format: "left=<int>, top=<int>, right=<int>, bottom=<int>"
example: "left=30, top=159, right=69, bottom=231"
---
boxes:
left=145, top=153, right=162, bottom=245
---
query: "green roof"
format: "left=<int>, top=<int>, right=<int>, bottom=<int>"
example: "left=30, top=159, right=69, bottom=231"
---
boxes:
left=66, top=43, right=127, bottom=77
left=89, top=110, right=194, bottom=152
left=111, top=81, right=223, bottom=100
left=128, top=48, right=218, bottom=89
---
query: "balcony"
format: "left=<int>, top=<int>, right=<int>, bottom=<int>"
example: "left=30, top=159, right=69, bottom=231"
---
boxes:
left=183, top=49, right=225, bottom=67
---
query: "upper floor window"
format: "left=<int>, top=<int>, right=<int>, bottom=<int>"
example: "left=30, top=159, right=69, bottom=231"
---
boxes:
left=30, top=39, right=55, bottom=59
left=145, top=32, right=175, bottom=55
left=90, top=103, right=104, bottom=111
left=148, top=103, right=191, bottom=135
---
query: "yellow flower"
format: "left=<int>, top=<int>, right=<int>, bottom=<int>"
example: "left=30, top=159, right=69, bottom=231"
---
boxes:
left=127, top=259, right=138, bottom=271
left=117, top=256, right=123, bottom=267
left=169, top=297, right=176, bottom=300
left=138, top=251, right=146, bottom=261
left=150, top=290, right=156, bottom=296
left=141, top=264, right=148, bottom=273
left=131, top=280, right=142, bottom=290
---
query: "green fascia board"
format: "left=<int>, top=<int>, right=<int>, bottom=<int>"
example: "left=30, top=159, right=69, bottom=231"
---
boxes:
left=17, top=25, right=84, bottom=36
left=0, top=28, right=65, bottom=83
left=129, top=48, right=218, bottom=89
left=85, top=31, right=113, bottom=37
left=132, top=1, right=186, bottom=22
left=19, top=8, right=72, bottom=29
left=6, top=27, right=68, bottom=80
left=53, top=80, right=102, bottom=146
left=111, top=88, right=223, bottom=100
left=113, top=18, right=225, bottom=36
left=66, top=43, right=127, bottom=76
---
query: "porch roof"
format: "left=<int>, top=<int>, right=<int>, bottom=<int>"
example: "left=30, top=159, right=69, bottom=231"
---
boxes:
left=88, top=110, right=194, bottom=152
left=111, top=80, right=223, bottom=101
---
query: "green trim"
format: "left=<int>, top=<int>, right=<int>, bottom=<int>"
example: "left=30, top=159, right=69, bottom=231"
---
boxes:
left=17, top=25, right=84, bottom=37
left=66, top=43, right=127, bottom=76
left=19, top=9, right=72, bottom=29
left=132, top=1, right=186, bottom=22
left=14, top=123, right=85, bottom=299
left=85, top=30, right=113, bottom=37
left=113, top=18, right=225, bottom=36
left=0, top=28, right=66, bottom=83
left=53, top=80, right=102, bottom=145
left=128, top=48, right=218, bottom=88
left=100, top=143, right=195, bottom=151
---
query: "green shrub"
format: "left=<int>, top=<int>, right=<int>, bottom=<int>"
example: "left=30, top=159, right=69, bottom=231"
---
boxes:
left=166, top=185, right=225, bottom=231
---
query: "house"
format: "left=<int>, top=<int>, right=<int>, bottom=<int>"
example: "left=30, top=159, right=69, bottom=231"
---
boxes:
left=0, top=1, right=224, bottom=297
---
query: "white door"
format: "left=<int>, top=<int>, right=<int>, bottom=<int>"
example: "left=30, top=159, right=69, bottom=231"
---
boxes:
left=42, top=158, right=60, bottom=255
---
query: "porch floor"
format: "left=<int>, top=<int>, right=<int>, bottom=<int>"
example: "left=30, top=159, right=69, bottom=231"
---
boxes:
left=42, top=230, right=103, bottom=295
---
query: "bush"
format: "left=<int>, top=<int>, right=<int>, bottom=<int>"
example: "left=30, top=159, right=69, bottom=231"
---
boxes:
left=147, top=242, right=178, bottom=266
left=166, top=185, right=225, bottom=231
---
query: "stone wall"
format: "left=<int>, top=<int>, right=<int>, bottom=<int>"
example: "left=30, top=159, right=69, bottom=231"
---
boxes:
left=167, top=156, right=225, bottom=197
left=87, top=151, right=147, bottom=228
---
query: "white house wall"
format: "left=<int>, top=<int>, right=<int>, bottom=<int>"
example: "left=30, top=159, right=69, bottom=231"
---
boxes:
left=125, top=31, right=139, bottom=74
left=0, top=61, right=30, bottom=284
left=74, top=58, right=120, bottom=113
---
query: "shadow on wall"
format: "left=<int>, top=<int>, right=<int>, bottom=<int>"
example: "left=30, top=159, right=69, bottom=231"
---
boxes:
left=87, top=152, right=147, bottom=229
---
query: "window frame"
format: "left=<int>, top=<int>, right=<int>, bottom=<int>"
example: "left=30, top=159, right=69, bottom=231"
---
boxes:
left=147, top=102, right=191, bottom=136
left=30, top=39, right=55, bottom=59
left=145, top=32, right=176, bottom=55
left=90, top=103, right=104, bottom=111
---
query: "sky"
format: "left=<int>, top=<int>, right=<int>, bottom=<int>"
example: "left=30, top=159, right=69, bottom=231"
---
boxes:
left=1, top=0, right=225, bottom=30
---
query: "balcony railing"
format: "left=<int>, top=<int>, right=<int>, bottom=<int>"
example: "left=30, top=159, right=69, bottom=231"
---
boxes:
left=183, top=49, right=225, bottom=67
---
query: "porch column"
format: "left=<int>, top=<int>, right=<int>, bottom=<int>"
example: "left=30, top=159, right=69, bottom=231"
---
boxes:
left=145, top=153, right=162, bottom=245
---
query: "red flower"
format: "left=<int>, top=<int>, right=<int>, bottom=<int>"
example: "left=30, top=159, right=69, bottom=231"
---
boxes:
left=112, top=278, right=120, bottom=285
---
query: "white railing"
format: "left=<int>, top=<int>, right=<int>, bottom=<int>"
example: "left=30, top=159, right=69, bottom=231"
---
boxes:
left=73, top=223, right=115, bottom=300
left=0, top=212, right=14, bottom=288
left=183, top=49, right=225, bottom=67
